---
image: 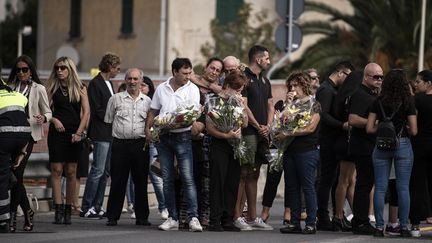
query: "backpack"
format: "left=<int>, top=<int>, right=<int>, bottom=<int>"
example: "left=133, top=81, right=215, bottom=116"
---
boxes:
left=375, top=101, right=402, bottom=151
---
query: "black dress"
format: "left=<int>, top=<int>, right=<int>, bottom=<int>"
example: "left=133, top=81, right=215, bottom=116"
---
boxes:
left=48, top=88, right=82, bottom=163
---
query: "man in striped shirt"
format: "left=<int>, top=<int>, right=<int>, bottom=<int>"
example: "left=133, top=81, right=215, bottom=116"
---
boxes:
left=104, top=68, right=151, bottom=227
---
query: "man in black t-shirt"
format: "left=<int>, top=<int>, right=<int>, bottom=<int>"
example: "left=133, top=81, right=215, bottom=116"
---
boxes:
left=348, top=63, right=383, bottom=235
left=234, top=45, right=274, bottom=230
left=315, top=61, right=354, bottom=230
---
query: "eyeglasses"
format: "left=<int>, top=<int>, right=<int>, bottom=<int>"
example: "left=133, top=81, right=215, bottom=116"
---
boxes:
left=16, top=67, right=29, bottom=74
left=54, top=65, right=68, bottom=71
left=368, top=74, right=384, bottom=81
left=127, top=77, right=140, bottom=81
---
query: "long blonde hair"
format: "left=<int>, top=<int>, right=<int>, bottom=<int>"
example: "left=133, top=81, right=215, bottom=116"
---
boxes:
left=45, top=56, right=83, bottom=102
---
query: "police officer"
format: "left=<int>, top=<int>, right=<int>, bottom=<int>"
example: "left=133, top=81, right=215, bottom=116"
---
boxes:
left=0, top=77, right=31, bottom=233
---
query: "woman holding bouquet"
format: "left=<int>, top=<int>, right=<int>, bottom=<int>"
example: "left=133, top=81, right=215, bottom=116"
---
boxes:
left=206, top=70, right=248, bottom=231
left=277, top=71, right=321, bottom=234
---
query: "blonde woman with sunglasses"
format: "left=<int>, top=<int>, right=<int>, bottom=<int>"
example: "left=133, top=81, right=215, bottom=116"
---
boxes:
left=45, top=57, right=90, bottom=225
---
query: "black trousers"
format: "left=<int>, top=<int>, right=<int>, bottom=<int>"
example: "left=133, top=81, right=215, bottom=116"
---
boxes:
left=106, top=138, right=149, bottom=221
left=10, top=140, right=34, bottom=212
left=410, top=141, right=432, bottom=224
left=0, top=134, right=29, bottom=223
left=316, top=141, right=339, bottom=221
left=352, top=155, right=374, bottom=227
left=209, top=139, right=240, bottom=226
left=262, top=165, right=289, bottom=208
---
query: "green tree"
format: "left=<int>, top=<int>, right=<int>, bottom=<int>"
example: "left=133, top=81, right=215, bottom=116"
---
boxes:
left=0, top=0, right=38, bottom=68
left=200, top=3, right=278, bottom=66
left=293, top=0, right=432, bottom=76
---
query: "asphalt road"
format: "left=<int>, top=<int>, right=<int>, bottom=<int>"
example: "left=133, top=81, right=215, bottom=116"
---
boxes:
left=3, top=199, right=432, bottom=243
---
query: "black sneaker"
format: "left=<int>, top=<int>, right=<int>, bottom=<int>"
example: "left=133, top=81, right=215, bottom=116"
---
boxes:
left=106, top=219, right=117, bottom=226
left=280, top=223, right=302, bottom=234
left=98, top=208, right=107, bottom=218
left=222, top=223, right=241, bottom=232
left=317, top=219, right=334, bottom=231
left=303, top=225, right=317, bottom=234
left=400, top=229, right=411, bottom=238
left=81, top=207, right=102, bottom=219
left=136, top=219, right=151, bottom=226
left=0, top=222, right=9, bottom=233
left=374, top=228, right=384, bottom=237
left=208, top=224, right=224, bottom=232
left=352, top=223, right=375, bottom=235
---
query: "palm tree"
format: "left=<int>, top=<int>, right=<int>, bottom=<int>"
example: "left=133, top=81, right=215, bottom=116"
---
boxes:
left=294, top=0, right=432, bottom=75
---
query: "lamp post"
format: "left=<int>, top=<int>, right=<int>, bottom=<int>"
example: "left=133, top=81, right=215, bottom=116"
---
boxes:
left=17, top=26, right=32, bottom=57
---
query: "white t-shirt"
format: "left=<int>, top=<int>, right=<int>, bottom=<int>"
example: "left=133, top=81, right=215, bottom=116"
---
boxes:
left=105, top=80, right=114, bottom=95
left=151, top=77, right=200, bottom=132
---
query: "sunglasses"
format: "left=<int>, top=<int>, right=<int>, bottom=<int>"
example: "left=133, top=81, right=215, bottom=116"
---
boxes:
left=55, top=65, right=68, bottom=71
left=368, top=75, right=384, bottom=81
left=16, top=67, right=29, bottom=74
left=310, top=76, right=319, bottom=80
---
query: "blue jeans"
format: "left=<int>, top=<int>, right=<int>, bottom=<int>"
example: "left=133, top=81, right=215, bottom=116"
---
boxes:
left=283, top=149, right=319, bottom=226
left=372, top=138, right=413, bottom=230
left=126, top=172, right=135, bottom=206
left=148, top=143, right=165, bottom=211
left=157, top=131, right=197, bottom=220
left=82, top=141, right=111, bottom=211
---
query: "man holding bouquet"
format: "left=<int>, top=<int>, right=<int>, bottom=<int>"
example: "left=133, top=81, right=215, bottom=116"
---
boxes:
left=145, top=58, right=203, bottom=232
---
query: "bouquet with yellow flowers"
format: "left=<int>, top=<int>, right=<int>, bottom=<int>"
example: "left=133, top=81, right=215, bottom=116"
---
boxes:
left=268, top=97, right=315, bottom=172
left=206, top=94, right=249, bottom=165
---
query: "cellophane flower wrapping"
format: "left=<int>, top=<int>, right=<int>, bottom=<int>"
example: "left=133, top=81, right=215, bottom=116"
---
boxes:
left=206, top=92, right=250, bottom=165
left=268, top=97, right=316, bottom=172
left=151, top=100, right=201, bottom=143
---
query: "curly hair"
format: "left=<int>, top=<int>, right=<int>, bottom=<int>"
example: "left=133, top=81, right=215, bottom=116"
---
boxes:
left=379, top=69, right=412, bottom=109
left=98, top=52, right=121, bottom=73
left=286, top=71, right=312, bottom=96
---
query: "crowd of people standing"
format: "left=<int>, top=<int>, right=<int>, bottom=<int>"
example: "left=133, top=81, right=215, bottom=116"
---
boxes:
left=0, top=45, right=432, bottom=239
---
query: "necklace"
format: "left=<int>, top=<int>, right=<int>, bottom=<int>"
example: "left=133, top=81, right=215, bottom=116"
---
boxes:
left=59, top=85, right=68, bottom=96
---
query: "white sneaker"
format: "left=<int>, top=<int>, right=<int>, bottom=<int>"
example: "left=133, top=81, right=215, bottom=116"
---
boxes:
left=128, top=204, right=134, bottom=213
left=160, top=208, right=169, bottom=220
left=234, top=217, right=252, bottom=231
left=130, top=212, right=136, bottom=219
left=411, top=227, right=421, bottom=237
left=189, top=217, right=203, bottom=232
left=158, top=217, right=179, bottom=231
left=249, top=217, right=273, bottom=231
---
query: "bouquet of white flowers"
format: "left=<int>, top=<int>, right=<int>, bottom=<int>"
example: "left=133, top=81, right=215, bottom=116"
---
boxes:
left=206, top=93, right=250, bottom=165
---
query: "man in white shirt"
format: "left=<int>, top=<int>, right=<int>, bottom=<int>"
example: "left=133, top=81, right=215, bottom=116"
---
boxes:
left=145, top=58, right=202, bottom=232
left=104, top=68, right=152, bottom=226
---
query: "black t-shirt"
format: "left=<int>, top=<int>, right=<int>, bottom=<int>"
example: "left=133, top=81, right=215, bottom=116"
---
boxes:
left=316, top=78, right=344, bottom=140
left=348, top=84, right=377, bottom=156
left=370, top=97, right=416, bottom=138
left=242, top=67, right=272, bottom=136
left=285, top=98, right=321, bottom=153
left=414, top=93, right=432, bottom=140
